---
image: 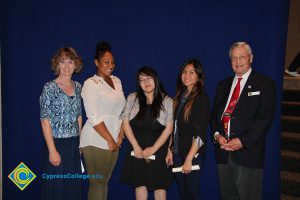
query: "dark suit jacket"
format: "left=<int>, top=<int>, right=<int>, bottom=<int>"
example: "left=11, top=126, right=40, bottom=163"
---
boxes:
left=176, top=93, right=210, bottom=156
left=211, top=70, right=275, bottom=168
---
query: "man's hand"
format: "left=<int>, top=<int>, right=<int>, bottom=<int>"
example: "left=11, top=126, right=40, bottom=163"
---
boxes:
left=216, top=134, right=228, bottom=146
left=221, top=138, right=243, bottom=151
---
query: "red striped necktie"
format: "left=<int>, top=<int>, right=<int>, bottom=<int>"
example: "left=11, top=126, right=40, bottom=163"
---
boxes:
left=222, top=77, right=242, bottom=139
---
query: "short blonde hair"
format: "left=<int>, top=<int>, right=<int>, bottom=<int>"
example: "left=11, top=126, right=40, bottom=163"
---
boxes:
left=51, top=47, right=83, bottom=75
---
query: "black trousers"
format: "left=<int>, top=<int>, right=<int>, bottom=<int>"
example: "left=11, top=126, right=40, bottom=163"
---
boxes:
left=287, top=51, right=300, bottom=72
left=173, top=153, right=204, bottom=200
left=217, top=155, right=263, bottom=200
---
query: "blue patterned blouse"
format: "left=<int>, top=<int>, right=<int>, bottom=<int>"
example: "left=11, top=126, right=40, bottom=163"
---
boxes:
left=40, top=80, right=82, bottom=138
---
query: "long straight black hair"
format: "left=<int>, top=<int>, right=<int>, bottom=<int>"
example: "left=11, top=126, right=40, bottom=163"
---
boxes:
left=135, top=67, right=167, bottom=120
left=174, top=58, right=205, bottom=121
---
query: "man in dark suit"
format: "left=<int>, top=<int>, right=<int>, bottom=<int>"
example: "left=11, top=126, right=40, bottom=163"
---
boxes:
left=211, top=42, right=276, bottom=200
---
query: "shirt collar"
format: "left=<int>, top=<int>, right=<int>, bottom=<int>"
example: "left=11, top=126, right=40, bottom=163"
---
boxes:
left=234, top=68, right=252, bottom=82
left=93, top=74, right=114, bottom=80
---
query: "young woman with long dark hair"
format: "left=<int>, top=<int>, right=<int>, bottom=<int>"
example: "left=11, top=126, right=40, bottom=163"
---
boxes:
left=121, top=67, right=173, bottom=200
left=166, top=58, right=210, bottom=199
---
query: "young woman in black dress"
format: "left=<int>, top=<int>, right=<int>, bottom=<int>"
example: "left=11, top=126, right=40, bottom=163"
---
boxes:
left=121, top=67, right=173, bottom=200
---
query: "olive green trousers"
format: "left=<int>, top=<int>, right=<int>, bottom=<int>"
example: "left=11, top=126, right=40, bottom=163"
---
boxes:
left=81, top=146, right=118, bottom=200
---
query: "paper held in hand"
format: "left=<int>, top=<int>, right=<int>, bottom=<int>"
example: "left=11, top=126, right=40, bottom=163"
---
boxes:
left=81, top=159, right=85, bottom=173
left=172, top=165, right=200, bottom=173
left=131, top=151, right=156, bottom=160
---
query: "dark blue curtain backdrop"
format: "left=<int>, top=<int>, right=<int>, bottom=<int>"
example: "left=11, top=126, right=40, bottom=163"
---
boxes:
left=1, top=0, right=289, bottom=199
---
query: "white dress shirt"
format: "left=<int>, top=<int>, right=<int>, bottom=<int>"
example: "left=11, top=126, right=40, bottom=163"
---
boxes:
left=80, top=75, right=126, bottom=149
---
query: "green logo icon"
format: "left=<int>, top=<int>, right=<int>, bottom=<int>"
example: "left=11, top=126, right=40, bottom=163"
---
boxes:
left=8, top=162, right=36, bottom=190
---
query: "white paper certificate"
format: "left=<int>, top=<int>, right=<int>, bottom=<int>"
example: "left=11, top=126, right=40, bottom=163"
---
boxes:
left=172, top=165, right=200, bottom=173
left=130, top=151, right=156, bottom=160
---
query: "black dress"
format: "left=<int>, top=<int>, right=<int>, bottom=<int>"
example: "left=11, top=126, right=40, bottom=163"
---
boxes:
left=120, top=106, right=173, bottom=190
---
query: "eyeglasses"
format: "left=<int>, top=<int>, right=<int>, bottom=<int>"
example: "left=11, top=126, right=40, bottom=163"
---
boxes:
left=139, top=77, right=153, bottom=84
left=231, top=55, right=248, bottom=62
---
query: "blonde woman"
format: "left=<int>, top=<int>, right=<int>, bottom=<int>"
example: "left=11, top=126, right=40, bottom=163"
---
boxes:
left=40, top=47, right=83, bottom=200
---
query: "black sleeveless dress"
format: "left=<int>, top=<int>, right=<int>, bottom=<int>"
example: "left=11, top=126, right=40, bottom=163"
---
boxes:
left=120, top=106, right=173, bottom=190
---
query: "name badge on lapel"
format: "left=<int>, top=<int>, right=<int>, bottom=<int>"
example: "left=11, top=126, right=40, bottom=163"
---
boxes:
left=248, top=91, right=260, bottom=96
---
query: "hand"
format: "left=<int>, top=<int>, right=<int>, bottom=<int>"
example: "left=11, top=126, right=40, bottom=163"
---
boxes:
left=182, top=159, right=192, bottom=174
left=216, top=134, right=228, bottom=146
left=142, top=146, right=156, bottom=159
left=49, top=150, right=61, bottom=166
left=165, top=149, right=173, bottom=167
left=221, top=138, right=243, bottom=151
left=108, top=140, right=118, bottom=152
left=133, top=145, right=144, bottom=159
left=116, top=134, right=123, bottom=148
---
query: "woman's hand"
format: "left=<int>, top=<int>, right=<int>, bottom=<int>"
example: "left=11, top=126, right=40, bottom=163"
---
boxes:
left=142, top=146, right=156, bottom=159
left=116, top=134, right=123, bottom=148
left=133, top=145, right=143, bottom=159
left=49, top=150, right=61, bottom=166
left=182, top=158, right=192, bottom=174
left=165, top=148, right=173, bottom=167
left=108, top=140, right=118, bottom=152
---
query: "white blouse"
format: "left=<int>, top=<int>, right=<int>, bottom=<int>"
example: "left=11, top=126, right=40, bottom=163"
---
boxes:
left=80, top=75, right=126, bottom=149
